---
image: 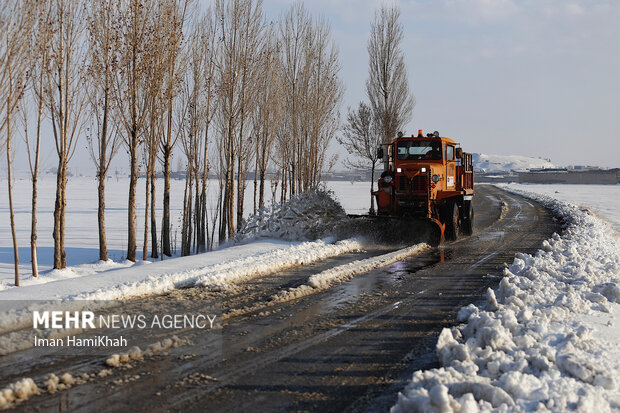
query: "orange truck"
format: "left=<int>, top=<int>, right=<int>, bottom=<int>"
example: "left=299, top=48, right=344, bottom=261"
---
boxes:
left=374, top=130, right=475, bottom=243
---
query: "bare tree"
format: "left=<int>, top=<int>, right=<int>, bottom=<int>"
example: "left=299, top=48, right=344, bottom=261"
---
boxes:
left=197, top=10, right=217, bottom=253
left=179, top=119, right=198, bottom=257
left=143, top=101, right=164, bottom=260
left=1, top=0, right=33, bottom=285
left=303, top=16, right=343, bottom=189
left=141, top=4, right=170, bottom=260
left=214, top=0, right=263, bottom=241
left=113, top=0, right=154, bottom=262
left=178, top=39, right=200, bottom=256
left=366, top=5, right=414, bottom=146
left=21, top=0, right=52, bottom=278
left=46, top=0, right=87, bottom=270
left=337, top=102, right=382, bottom=214
left=234, top=0, right=263, bottom=230
left=252, top=26, right=283, bottom=212
left=178, top=10, right=218, bottom=255
left=160, top=0, right=190, bottom=257
left=86, top=0, right=122, bottom=262
left=278, top=3, right=310, bottom=198
left=279, top=4, right=343, bottom=197
left=180, top=129, right=194, bottom=256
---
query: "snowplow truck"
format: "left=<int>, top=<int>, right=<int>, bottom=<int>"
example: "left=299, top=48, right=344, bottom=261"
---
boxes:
left=374, top=130, right=474, bottom=244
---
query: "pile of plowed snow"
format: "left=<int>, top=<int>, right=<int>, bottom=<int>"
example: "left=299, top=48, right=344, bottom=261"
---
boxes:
left=393, top=188, right=620, bottom=412
left=235, top=189, right=348, bottom=242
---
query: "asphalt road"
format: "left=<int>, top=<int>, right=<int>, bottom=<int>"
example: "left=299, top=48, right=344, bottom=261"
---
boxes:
left=1, top=185, right=560, bottom=412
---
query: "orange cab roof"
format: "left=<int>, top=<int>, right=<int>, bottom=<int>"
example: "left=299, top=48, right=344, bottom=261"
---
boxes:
left=393, top=134, right=456, bottom=145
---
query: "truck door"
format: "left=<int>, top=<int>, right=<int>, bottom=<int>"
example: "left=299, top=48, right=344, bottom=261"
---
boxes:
left=445, top=144, right=456, bottom=190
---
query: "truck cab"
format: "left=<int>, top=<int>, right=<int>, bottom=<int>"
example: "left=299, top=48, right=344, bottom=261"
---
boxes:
left=374, top=130, right=474, bottom=241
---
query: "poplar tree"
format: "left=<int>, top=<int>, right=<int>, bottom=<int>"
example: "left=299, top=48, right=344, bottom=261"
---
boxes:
left=366, top=5, right=414, bottom=145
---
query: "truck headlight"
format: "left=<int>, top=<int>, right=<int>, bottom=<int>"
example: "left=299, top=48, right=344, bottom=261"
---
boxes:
left=432, top=174, right=440, bottom=183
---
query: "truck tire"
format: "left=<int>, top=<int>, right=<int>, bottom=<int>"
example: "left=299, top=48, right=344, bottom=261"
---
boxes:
left=445, top=201, right=459, bottom=241
left=461, top=200, right=474, bottom=236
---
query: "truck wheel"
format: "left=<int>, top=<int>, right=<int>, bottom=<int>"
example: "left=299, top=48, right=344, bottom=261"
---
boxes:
left=461, top=200, right=474, bottom=236
left=445, top=201, right=459, bottom=241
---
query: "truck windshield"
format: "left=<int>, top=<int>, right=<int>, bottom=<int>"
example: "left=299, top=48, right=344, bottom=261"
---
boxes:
left=396, top=141, right=442, bottom=160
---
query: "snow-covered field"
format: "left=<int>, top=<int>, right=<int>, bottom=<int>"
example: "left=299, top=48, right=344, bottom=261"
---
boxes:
left=0, top=175, right=187, bottom=289
left=393, top=184, right=620, bottom=412
left=326, top=180, right=374, bottom=215
left=502, top=183, right=620, bottom=234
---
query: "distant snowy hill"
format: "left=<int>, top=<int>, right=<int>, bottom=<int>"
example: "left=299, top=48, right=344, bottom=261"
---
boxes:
left=472, top=153, right=555, bottom=173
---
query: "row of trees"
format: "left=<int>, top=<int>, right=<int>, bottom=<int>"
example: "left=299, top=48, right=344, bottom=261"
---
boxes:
left=1, top=0, right=345, bottom=286
left=2, top=1, right=415, bottom=287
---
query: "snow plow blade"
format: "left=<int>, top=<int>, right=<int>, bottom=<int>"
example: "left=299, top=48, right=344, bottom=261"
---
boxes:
left=343, top=215, right=443, bottom=247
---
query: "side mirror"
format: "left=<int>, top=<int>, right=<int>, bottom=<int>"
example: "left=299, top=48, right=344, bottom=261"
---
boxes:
left=456, top=148, right=463, bottom=159
left=376, top=147, right=384, bottom=159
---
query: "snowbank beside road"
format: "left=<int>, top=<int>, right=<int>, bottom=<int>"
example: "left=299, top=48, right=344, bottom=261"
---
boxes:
left=393, top=188, right=620, bottom=412
left=273, top=243, right=429, bottom=304
left=0, top=239, right=362, bottom=334
left=235, top=188, right=348, bottom=242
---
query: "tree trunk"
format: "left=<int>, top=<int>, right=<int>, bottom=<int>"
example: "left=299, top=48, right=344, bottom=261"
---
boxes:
left=236, top=153, right=245, bottom=229
left=6, top=107, right=19, bottom=286
left=97, top=173, right=108, bottom=261
left=253, top=156, right=258, bottom=215
left=60, top=169, right=66, bottom=268
left=280, top=166, right=287, bottom=203
left=142, top=165, right=150, bottom=260
left=97, top=83, right=111, bottom=262
left=162, top=145, right=172, bottom=256
left=150, top=170, right=158, bottom=258
left=198, top=180, right=206, bottom=253
left=370, top=164, right=376, bottom=215
left=53, top=156, right=67, bottom=269
left=221, top=125, right=235, bottom=242
left=227, top=136, right=235, bottom=238
left=30, top=87, right=44, bottom=277
left=290, top=157, right=296, bottom=196
left=181, top=167, right=193, bottom=257
left=181, top=171, right=189, bottom=256
left=193, top=168, right=200, bottom=254
left=31, top=163, right=39, bottom=276
left=201, top=189, right=208, bottom=252
left=198, top=125, right=209, bottom=253
left=187, top=171, right=193, bottom=255
left=259, top=168, right=265, bottom=210
left=258, top=144, right=268, bottom=210
left=219, top=169, right=229, bottom=242
left=210, top=186, right=221, bottom=251
left=127, top=129, right=138, bottom=262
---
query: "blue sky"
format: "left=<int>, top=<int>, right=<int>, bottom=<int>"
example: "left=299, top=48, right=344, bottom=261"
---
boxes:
left=266, top=0, right=620, bottom=168
left=9, top=0, right=620, bottom=175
